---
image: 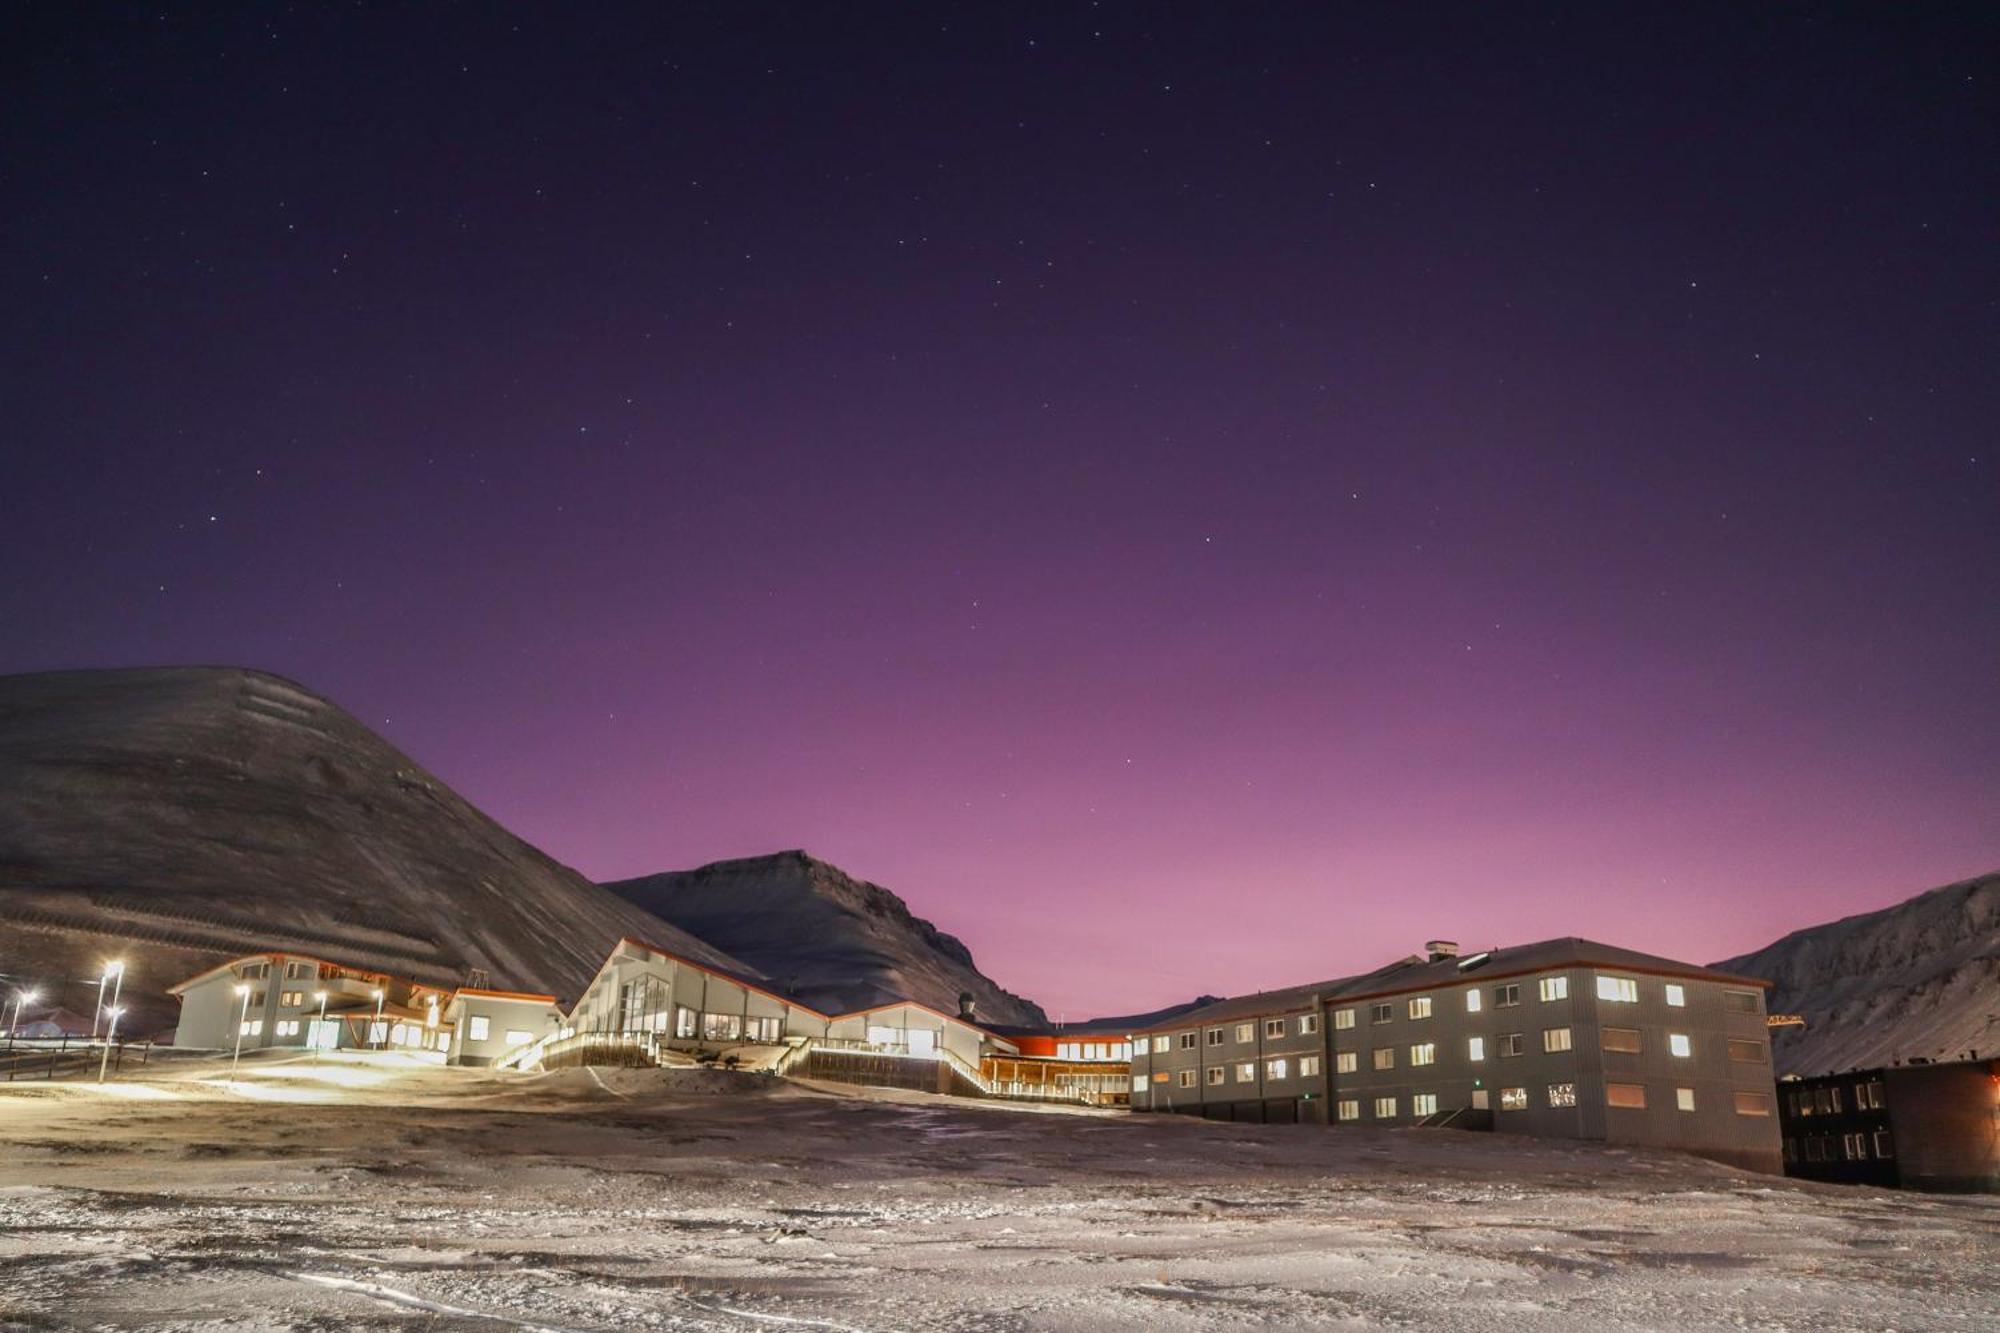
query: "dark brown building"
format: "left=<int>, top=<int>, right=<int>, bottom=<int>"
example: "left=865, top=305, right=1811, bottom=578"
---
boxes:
left=1779, top=1056, right=2000, bottom=1193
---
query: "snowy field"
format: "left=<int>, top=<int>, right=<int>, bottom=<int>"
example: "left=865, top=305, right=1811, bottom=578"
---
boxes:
left=1, top=1053, right=1995, bottom=1331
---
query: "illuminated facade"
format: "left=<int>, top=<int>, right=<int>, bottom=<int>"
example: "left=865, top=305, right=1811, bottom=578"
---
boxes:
left=1130, top=938, right=1784, bottom=1174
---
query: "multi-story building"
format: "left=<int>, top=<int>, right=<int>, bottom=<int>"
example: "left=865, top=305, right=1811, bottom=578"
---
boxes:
left=1778, top=1056, right=1999, bottom=1192
left=1131, top=938, right=1783, bottom=1173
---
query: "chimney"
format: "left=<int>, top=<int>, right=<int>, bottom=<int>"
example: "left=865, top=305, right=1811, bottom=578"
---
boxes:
left=1425, top=940, right=1460, bottom=963
left=957, top=991, right=977, bottom=1021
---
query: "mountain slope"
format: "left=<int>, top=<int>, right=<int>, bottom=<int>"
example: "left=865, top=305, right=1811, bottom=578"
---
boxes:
left=0, top=667, right=756, bottom=1034
left=605, top=851, right=1048, bottom=1026
left=1713, top=871, right=2000, bottom=1075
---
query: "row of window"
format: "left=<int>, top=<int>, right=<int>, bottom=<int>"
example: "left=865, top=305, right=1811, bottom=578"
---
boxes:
left=459, top=1016, right=536, bottom=1046
left=1155, top=1013, right=1321, bottom=1054
left=1787, top=1131, right=1894, bottom=1163
left=1326, top=977, right=1759, bottom=1030
left=1323, top=1085, right=1772, bottom=1120
left=1330, top=1029, right=1765, bottom=1070
left=1055, top=1041, right=1133, bottom=1062
left=1788, top=1081, right=1886, bottom=1117
left=1146, top=1055, right=1326, bottom=1090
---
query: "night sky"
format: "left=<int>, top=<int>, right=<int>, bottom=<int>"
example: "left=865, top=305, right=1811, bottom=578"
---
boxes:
left=4, top=5, right=1995, bottom=1017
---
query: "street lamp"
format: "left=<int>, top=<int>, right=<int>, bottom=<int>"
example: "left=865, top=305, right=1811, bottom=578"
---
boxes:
left=97, top=1006, right=125, bottom=1083
left=106, top=960, right=125, bottom=1031
left=91, top=960, right=124, bottom=1039
left=312, top=991, right=328, bottom=1063
left=371, top=989, right=385, bottom=1049
left=6, top=987, right=38, bottom=1055
left=227, top=983, right=252, bottom=1088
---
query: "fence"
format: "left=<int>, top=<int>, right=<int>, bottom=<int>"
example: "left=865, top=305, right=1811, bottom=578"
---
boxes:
left=1, top=1035, right=154, bottom=1082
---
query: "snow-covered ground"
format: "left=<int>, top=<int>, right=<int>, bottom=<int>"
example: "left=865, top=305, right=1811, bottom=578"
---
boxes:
left=2, top=1052, right=1995, bottom=1331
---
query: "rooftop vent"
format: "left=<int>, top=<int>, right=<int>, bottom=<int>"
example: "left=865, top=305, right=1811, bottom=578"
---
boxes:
left=1425, top=940, right=1460, bottom=962
left=1455, top=951, right=1493, bottom=972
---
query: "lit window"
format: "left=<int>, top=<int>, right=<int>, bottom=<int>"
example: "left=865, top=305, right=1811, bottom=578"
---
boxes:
left=1664, top=983, right=1686, bottom=1007
left=675, top=1008, right=697, bottom=1039
left=1337, top=1099, right=1359, bottom=1121
left=1266, top=1058, right=1289, bottom=1080
left=1207, top=1028, right=1225, bottom=1046
left=1408, top=996, right=1433, bottom=1020
left=1299, top=1056, right=1320, bottom=1077
left=1153, top=1071, right=1169, bottom=1084
left=1539, top=976, right=1568, bottom=1002
left=1499, top=1087, right=1527, bottom=1111
left=1206, top=1066, right=1225, bottom=1085
left=1264, top=1018, right=1286, bottom=1039
left=1606, top=1082, right=1647, bottom=1109
left=1601, top=1027, right=1641, bottom=1054
left=1727, top=1039, right=1766, bottom=1064
left=1177, top=1070, right=1196, bottom=1088
left=1547, top=1082, right=1577, bottom=1107
left=1467, top=1036, right=1485, bottom=1061
left=468, top=1016, right=491, bottom=1041
left=1333, top=1008, right=1355, bottom=1030
left=1675, top=1087, right=1695, bottom=1112
left=1373, top=1096, right=1397, bottom=1119
left=1151, top=1036, right=1169, bottom=1054
left=504, top=1029, right=532, bottom=1047
left=1412, top=1093, right=1438, bottom=1116
left=1236, top=1062, right=1256, bottom=1082
left=1596, top=976, right=1639, bottom=1003
left=1372, top=1047, right=1395, bottom=1071
left=1235, top=1023, right=1255, bottom=1043
left=1132, top=1075, right=1146, bottom=1093
left=1336, top=1051, right=1357, bottom=1074
left=1543, top=1027, right=1573, bottom=1053
left=1498, top=1032, right=1524, bottom=1057
left=1371, top=1003, right=1393, bottom=1024
left=1668, top=1033, right=1691, bottom=1058
left=1723, top=989, right=1759, bottom=1013
left=1465, top=988, right=1482, bottom=1014
left=1733, top=1091, right=1772, bottom=1117
left=1409, top=1042, right=1436, bottom=1066
left=1298, top=1013, right=1320, bottom=1036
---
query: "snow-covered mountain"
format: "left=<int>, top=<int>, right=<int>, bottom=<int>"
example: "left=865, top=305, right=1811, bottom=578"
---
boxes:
left=0, top=667, right=757, bottom=1034
left=1713, top=870, right=2000, bottom=1075
left=605, top=851, right=1049, bottom=1026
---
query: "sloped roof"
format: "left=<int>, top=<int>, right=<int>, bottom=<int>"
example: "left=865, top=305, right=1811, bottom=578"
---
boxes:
left=1133, top=937, right=1773, bottom=1036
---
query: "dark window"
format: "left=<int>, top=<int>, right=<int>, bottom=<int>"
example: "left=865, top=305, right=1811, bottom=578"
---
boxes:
left=1370, top=1003, right=1393, bottom=1024
left=1873, top=1130, right=1894, bottom=1159
left=1723, top=990, right=1759, bottom=1013
left=1498, top=1033, right=1524, bottom=1057
left=1495, top=984, right=1521, bottom=1007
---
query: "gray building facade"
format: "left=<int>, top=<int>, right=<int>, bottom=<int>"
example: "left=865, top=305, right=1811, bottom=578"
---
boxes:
left=1132, top=939, right=1783, bottom=1174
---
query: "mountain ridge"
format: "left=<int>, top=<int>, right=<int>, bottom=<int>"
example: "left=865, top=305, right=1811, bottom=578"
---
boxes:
left=0, top=666, right=761, bottom=1034
left=605, top=850, right=1049, bottom=1027
left=1712, top=869, right=2000, bottom=1075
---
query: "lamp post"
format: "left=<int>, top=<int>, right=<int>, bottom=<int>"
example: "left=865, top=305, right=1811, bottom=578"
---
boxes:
left=371, top=989, right=385, bottom=1049
left=313, top=991, right=328, bottom=1063
left=106, top=960, right=125, bottom=1030
left=227, top=983, right=251, bottom=1088
left=91, top=961, right=121, bottom=1039
left=6, top=988, right=36, bottom=1048
left=97, top=1006, right=125, bottom=1083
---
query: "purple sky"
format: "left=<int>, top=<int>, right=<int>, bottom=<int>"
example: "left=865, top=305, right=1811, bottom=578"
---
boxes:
left=4, top=5, right=1995, bottom=1017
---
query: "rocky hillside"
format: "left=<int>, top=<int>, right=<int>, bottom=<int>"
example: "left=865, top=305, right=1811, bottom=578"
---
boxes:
left=605, top=851, right=1048, bottom=1026
left=0, top=667, right=756, bottom=1035
left=1714, top=870, right=2000, bottom=1075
